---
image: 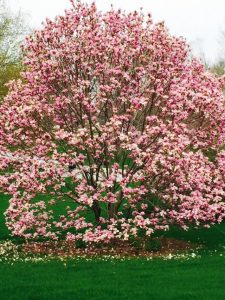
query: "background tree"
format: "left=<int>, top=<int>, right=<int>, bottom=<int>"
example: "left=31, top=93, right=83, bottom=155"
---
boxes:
left=210, top=60, right=225, bottom=77
left=0, top=0, right=28, bottom=99
left=209, top=30, right=225, bottom=92
left=0, top=2, right=224, bottom=244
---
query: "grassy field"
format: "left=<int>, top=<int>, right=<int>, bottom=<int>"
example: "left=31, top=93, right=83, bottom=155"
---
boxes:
left=1, top=255, right=225, bottom=300
left=1, top=193, right=225, bottom=300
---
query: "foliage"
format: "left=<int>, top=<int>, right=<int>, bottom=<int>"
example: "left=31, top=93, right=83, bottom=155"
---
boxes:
left=210, top=60, right=225, bottom=77
left=0, top=1, right=225, bottom=243
left=0, top=0, right=27, bottom=98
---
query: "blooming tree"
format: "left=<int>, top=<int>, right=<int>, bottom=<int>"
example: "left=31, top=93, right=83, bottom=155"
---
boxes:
left=0, top=1, right=225, bottom=243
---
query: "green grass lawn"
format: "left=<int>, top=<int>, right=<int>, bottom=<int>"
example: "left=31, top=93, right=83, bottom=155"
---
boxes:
left=1, top=256, right=225, bottom=300
left=1, top=193, right=225, bottom=300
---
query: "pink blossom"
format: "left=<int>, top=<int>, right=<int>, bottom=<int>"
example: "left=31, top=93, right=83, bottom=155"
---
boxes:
left=0, top=1, right=224, bottom=243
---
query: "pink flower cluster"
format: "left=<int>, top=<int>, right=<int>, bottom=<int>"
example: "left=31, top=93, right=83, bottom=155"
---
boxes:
left=0, top=1, right=224, bottom=243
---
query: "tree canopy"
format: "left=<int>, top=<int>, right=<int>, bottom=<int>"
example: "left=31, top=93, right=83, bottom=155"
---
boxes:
left=0, top=1, right=224, bottom=243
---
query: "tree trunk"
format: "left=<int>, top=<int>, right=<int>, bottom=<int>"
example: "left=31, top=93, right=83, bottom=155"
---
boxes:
left=93, top=200, right=101, bottom=223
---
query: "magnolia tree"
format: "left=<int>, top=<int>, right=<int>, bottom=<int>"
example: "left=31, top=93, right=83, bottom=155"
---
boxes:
left=0, top=1, right=225, bottom=243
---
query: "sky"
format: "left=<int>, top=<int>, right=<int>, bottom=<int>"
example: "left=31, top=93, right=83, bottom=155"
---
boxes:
left=7, top=0, right=225, bottom=64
